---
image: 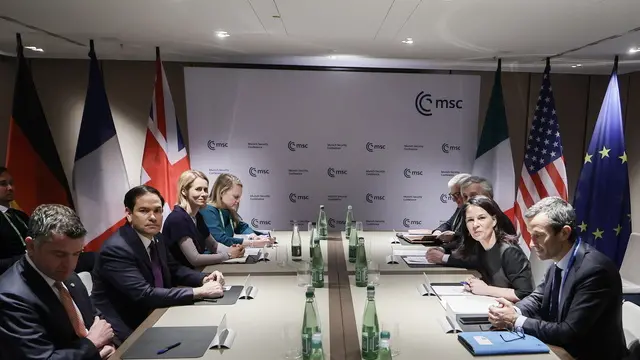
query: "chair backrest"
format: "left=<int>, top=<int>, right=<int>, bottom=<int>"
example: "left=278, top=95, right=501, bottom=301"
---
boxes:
left=621, top=233, right=640, bottom=285
left=623, top=301, right=640, bottom=347
left=77, top=271, right=93, bottom=296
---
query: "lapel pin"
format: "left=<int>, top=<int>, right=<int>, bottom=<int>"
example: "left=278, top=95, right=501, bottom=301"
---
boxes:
left=69, top=282, right=75, bottom=288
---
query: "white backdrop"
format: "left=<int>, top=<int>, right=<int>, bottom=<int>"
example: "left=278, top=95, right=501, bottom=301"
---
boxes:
left=184, top=67, right=480, bottom=230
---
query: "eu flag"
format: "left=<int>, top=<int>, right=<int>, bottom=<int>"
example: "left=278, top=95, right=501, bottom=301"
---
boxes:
left=573, top=58, right=631, bottom=267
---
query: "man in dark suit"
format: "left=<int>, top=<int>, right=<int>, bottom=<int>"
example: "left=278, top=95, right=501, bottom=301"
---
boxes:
left=91, top=185, right=225, bottom=342
left=489, top=196, right=628, bottom=360
left=0, top=204, right=116, bottom=359
left=0, top=166, right=95, bottom=275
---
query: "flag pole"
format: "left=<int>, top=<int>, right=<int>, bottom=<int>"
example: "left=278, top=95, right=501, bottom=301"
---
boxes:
left=612, top=55, right=619, bottom=74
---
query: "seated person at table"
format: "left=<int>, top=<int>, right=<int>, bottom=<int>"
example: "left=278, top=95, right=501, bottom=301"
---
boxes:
left=488, top=197, right=628, bottom=360
left=163, top=170, right=245, bottom=268
left=0, top=166, right=95, bottom=275
left=200, top=173, right=274, bottom=247
left=457, top=195, right=534, bottom=302
left=0, top=204, right=116, bottom=359
left=91, top=185, right=226, bottom=342
left=427, top=175, right=516, bottom=268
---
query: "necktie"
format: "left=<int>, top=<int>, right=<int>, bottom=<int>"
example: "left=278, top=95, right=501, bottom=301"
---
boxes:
left=53, top=281, right=88, bottom=338
left=148, top=241, right=164, bottom=288
left=549, top=265, right=563, bottom=321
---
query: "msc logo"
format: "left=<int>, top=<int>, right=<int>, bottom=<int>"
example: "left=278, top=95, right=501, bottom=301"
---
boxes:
left=251, top=218, right=272, bottom=228
left=249, top=167, right=270, bottom=177
left=442, top=143, right=461, bottom=153
left=366, top=193, right=385, bottom=203
left=440, top=193, right=454, bottom=203
left=207, top=140, right=229, bottom=151
left=327, top=167, right=348, bottom=178
left=402, top=218, right=423, bottom=228
left=328, top=218, right=346, bottom=228
left=415, top=91, right=464, bottom=117
left=289, top=193, right=309, bottom=203
left=288, top=141, right=309, bottom=151
left=365, top=142, right=386, bottom=152
left=403, top=168, right=423, bottom=178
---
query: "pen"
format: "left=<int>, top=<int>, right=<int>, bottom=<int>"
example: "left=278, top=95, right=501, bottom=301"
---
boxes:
left=157, top=342, right=181, bottom=355
left=460, top=281, right=469, bottom=286
left=200, top=298, right=218, bottom=303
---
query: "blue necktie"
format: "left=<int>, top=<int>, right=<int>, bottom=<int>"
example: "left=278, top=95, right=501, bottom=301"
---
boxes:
left=148, top=241, right=164, bottom=288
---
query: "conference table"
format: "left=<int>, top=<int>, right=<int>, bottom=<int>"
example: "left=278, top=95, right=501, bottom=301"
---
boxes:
left=111, top=231, right=572, bottom=360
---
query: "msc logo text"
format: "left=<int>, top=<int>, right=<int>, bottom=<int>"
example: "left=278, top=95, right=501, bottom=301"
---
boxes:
left=328, top=218, right=346, bottom=228
left=327, top=167, right=348, bottom=178
left=251, top=218, right=272, bottom=227
left=366, top=193, right=385, bottom=203
left=288, top=141, right=309, bottom=151
left=249, top=167, right=270, bottom=177
left=442, top=143, right=461, bottom=153
left=415, top=91, right=464, bottom=117
left=366, top=142, right=386, bottom=152
left=403, top=218, right=423, bottom=228
left=440, top=193, right=454, bottom=203
left=207, top=140, right=229, bottom=150
left=289, top=193, right=310, bottom=203
left=403, top=168, right=423, bottom=178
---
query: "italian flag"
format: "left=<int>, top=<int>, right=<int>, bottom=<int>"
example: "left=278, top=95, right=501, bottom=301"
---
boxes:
left=472, top=59, right=515, bottom=222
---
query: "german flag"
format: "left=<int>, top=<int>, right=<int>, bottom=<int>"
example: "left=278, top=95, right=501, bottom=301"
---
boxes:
left=5, top=34, right=73, bottom=215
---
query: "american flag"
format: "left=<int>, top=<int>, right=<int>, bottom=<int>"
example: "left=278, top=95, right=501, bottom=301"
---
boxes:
left=514, top=59, right=568, bottom=257
left=140, top=48, right=191, bottom=217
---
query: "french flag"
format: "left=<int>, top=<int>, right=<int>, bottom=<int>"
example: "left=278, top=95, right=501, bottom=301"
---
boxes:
left=72, top=40, right=130, bottom=251
left=140, top=47, right=190, bottom=220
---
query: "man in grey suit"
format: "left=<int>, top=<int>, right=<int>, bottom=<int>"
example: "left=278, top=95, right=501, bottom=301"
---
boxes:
left=488, top=197, right=628, bottom=360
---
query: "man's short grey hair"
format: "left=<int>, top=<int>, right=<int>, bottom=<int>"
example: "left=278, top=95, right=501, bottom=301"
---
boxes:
left=447, top=173, right=471, bottom=190
left=524, top=196, right=577, bottom=241
left=460, top=176, right=494, bottom=198
left=27, top=204, right=87, bottom=245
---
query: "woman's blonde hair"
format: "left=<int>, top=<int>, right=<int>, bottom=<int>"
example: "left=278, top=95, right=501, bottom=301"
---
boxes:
left=177, top=169, right=209, bottom=209
left=208, top=173, right=243, bottom=224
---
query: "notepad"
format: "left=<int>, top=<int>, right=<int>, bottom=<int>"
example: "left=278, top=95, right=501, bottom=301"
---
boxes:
left=404, top=256, right=430, bottom=265
left=431, top=284, right=468, bottom=296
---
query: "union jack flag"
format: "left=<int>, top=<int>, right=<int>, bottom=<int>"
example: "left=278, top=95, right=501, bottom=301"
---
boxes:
left=141, top=48, right=190, bottom=217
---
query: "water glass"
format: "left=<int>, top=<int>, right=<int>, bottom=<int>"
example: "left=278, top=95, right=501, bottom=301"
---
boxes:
left=368, top=261, right=380, bottom=286
left=381, top=321, right=401, bottom=357
left=297, top=261, right=311, bottom=287
left=282, top=322, right=302, bottom=359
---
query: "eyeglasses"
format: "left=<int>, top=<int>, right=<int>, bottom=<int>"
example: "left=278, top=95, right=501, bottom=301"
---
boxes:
left=449, top=192, right=461, bottom=199
left=500, top=328, right=525, bottom=342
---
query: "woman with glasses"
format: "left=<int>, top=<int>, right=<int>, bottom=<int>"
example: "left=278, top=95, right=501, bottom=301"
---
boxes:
left=458, top=195, right=534, bottom=302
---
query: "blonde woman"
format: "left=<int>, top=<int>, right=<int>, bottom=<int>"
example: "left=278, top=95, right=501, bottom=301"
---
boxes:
left=200, top=173, right=274, bottom=247
left=162, top=170, right=244, bottom=268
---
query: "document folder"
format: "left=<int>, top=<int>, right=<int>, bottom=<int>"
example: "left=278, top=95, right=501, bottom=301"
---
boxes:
left=458, top=331, right=550, bottom=356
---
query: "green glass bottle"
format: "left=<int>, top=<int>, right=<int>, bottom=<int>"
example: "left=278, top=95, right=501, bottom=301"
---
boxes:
left=355, top=237, right=368, bottom=287
left=377, top=331, right=392, bottom=360
left=301, top=287, right=320, bottom=360
left=311, top=237, right=324, bottom=288
left=345, top=205, right=354, bottom=238
left=309, top=333, right=325, bottom=360
left=362, top=285, right=379, bottom=360
left=309, top=222, right=316, bottom=259
left=348, top=221, right=358, bottom=263
left=317, top=205, right=328, bottom=241
left=291, top=222, right=302, bottom=260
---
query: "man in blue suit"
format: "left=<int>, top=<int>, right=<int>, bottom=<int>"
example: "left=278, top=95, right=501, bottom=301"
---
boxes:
left=0, top=204, right=116, bottom=359
left=488, top=197, right=628, bottom=360
left=91, top=185, right=225, bottom=342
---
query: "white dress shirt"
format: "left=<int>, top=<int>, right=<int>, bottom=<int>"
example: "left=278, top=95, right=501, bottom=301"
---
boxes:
left=0, top=204, right=8, bottom=213
left=136, top=231, right=154, bottom=259
left=514, top=241, right=578, bottom=329
left=24, top=254, right=88, bottom=332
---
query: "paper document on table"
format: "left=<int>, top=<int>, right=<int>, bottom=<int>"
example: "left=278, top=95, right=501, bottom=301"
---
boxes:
left=393, top=249, right=428, bottom=256
left=404, top=256, right=430, bottom=265
left=431, top=285, right=468, bottom=296
left=243, top=248, right=261, bottom=257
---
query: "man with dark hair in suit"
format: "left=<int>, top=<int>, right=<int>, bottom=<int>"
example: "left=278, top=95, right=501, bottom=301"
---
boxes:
left=0, top=204, right=116, bottom=359
left=0, top=166, right=95, bottom=275
left=489, top=196, right=628, bottom=360
left=91, top=185, right=225, bottom=342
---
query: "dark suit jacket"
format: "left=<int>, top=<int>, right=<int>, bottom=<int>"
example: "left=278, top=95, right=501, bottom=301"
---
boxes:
left=0, top=208, right=29, bottom=274
left=516, top=242, right=628, bottom=360
left=0, top=257, right=100, bottom=360
left=91, top=224, right=206, bottom=341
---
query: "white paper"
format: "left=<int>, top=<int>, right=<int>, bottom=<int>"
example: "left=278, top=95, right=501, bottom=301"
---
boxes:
left=473, top=336, right=493, bottom=345
left=223, top=285, right=232, bottom=291
left=431, top=285, right=468, bottom=296
left=243, top=248, right=261, bottom=256
left=404, top=256, right=430, bottom=265
left=393, top=249, right=428, bottom=256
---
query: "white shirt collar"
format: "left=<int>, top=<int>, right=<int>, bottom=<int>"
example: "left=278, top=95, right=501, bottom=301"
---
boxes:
left=0, top=205, right=9, bottom=213
left=24, top=253, right=57, bottom=288
left=136, top=231, right=154, bottom=250
left=556, top=241, right=578, bottom=270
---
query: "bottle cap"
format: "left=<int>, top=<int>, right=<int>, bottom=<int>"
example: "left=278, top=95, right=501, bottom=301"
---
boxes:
left=320, top=205, right=325, bottom=209
left=348, top=205, right=352, bottom=210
